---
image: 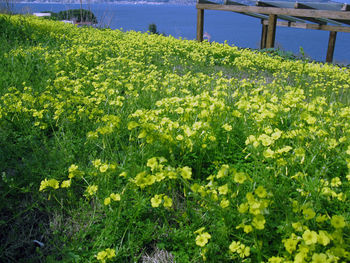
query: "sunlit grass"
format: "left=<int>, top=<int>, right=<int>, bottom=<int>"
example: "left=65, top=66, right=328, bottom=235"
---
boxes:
left=0, top=14, right=349, bottom=262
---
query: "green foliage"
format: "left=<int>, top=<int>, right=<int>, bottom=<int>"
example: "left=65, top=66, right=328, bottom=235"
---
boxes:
left=0, top=15, right=349, bottom=263
left=148, top=23, right=159, bottom=34
left=55, top=9, right=97, bottom=23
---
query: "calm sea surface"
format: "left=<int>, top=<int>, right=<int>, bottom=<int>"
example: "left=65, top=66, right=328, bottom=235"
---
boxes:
left=12, top=3, right=350, bottom=63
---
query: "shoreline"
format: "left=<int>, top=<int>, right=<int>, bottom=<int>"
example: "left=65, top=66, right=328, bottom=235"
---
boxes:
left=15, top=1, right=196, bottom=6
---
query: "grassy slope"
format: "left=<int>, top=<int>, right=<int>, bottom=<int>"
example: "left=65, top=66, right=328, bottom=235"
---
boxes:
left=0, top=15, right=349, bottom=262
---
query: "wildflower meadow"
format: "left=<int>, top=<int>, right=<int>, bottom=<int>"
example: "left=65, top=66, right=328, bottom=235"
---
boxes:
left=0, top=14, right=349, bottom=262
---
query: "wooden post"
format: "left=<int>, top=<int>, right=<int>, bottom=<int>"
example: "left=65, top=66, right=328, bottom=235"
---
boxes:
left=326, top=31, right=337, bottom=63
left=266, top=14, right=277, bottom=48
left=197, top=8, right=204, bottom=42
left=260, top=19, right=268, bottom=49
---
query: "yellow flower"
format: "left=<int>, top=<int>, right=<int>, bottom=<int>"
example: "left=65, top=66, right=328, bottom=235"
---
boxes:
left=302, top=230, right=318, bottom=245
left=292, top=222, right=303, bottom=232
left=220, top=199, right=229, bottom=208
left=234, top=172, right=247, bottom=184
left=110, top=193, right=121, bottom=201
left=330, top=215, right=346, bottom=228
left=92, top=159, right=101, bottom=168
left=104, top=197, right=111, bottom=206
left=176, top=134, right=184, bottom=141
left=316, top=214, right=328, bottom=223
left=39, top=178, right=59, bottom=191
left=61, top=179, right=71, bottom=188
left=255, top=186, right=267, bottom=198
left=330, top=177, right=341, bottom=187
left=263, top=148, right=275, bottom=158
left=68, top=164, right=78, bottom=173
left=229, top=241, right=240, bottom=253
left=86, top=185, right=98, bottom=196
left=147, top=157, right=158, bottom=171
left=151, top=194, right=162, bottom=207
left=303, top=208, right=316, bottom=220
left=311, top=253, right=327, bottom=263
left=195, top=232, right=211, bottom=247
left=268, top=256, right=283, bottom=263
left=283, top=238, right=298, bottom=254
left=96, top=250, right=108, bottom=262
left=217, top=165, right=229, bottom=178
left=180, top=166, right=192, bottom=180
left=127, top=121, right=139, bottom=130
left=96, top=248, right=115, bottom=262
left=243, top=225, right=253, bottom=233
left=317, top=230, right=330, bottom=246
left=163, top=195, right=172, bottom=208
left=99, top=164, right=109, bottom=173
left=222, top=123, right=232, bottom=131
left=218, top=184, right=228, bottom=195
left=238, top=203, right=249, bottom=214
left=252, top=214, right=266, bottom=230
left=119, top=171, right=127, bottom=177
left=258, top=134, right=274, bottom=146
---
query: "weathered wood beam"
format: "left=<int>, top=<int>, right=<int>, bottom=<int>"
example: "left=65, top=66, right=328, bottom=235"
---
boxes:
left=262, top=20, right=350, bottom=33
left=257, top=1, right=326, bottom=24
left=256, top=1, right=307, bottom=23
left=266, top=14, right=277, bottom=48
left=294, top=2, right=343, bottom=25
left=196, top=3, right=350, bottom=20
left=260, top=19, right=268, bottom=49
left=197, top=8, right=204, bottom=42
left=224, top=0, right=268, bottom=20
left=326, top=31, right=337, bottom=63
left=342, top=4, right=350, bottom=11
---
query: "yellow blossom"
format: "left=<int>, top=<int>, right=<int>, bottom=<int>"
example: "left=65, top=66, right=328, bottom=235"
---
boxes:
left=255, top=186, right=267, bottom=198
left=39, top=178, right=59, bottom=191
left=234, top=172, right=247, bottom=184
left=110, top=193, right=121, bottom=201
left=61, top=179, right=71, bottom=188
left=331, top=215, right=346, bottom=229
left=104, top=197, right=111, bottom=206
left=222, top=123, right=232, bottom=131
left=99, top=164, right=109, bottom=173
left=86, top=185, right=98, bottom=196
left=151, top=194, right=162, bottom=207
left=302, top=230, right=318, bottom=245
left=163, top=195, right=172, bottom=208
left=311, top=253, right=327, bottom=263
left=317, top=230, right=330, bottom=246
left=218, top=184, right=228, bottom=195
left=196, top=232, right=211, bottom=247
left=180, top=166, right=192, bottom=180
left=220, top=199, right=229, bottom=208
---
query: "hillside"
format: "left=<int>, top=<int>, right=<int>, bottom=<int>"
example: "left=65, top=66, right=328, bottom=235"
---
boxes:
left=0, top=15, right=349, bottom=262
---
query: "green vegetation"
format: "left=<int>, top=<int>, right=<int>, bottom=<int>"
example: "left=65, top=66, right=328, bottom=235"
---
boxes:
left=45, top=9, right=97, bottom=23
left=0, top=15, right=349, bottom=263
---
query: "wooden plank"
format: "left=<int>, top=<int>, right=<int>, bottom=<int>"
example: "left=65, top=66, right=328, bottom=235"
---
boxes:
left=266, top=14, right=277, bottom=48
left=262, top=20, right=350, bottom=33
left=260, top=20, right=268, bottom=49
left=196, top=3, right=350, bottom=21
left=295, top=2, right=349, bottom=25
left=326, top=31, right=337, bottom=63
left=294, top=2, right=343, bottom=25
left=197, top=8, right=204, bottom=42
left=342, top=4, right=350, bottom=12
left=257, top=1, right=327, bottom=24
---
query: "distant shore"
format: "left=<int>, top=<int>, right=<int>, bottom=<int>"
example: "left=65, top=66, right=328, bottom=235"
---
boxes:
left=15, top=1, right=196, bottom=5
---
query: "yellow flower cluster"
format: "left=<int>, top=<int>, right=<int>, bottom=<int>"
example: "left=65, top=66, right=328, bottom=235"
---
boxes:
left=3, top=15, right=349, bottom=262
left=96, top=248, right=116, bottom=263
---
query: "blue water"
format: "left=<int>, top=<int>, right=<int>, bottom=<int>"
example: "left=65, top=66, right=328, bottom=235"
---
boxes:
left=11, top=3, right=350, bottom=63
